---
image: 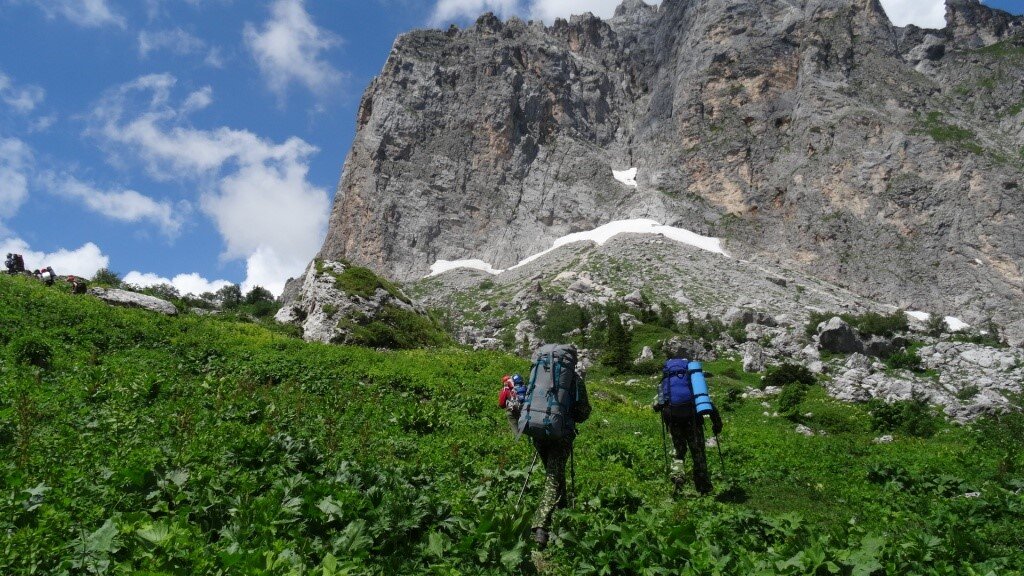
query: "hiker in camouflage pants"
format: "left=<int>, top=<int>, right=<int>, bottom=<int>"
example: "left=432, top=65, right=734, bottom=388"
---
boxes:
left=661, top=403, right=722, bottom=495
left=529, top=376, right=591, bottom=549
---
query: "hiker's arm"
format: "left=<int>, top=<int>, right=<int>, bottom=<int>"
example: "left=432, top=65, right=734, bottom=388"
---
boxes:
left=498, top=387, right=509, bottom=409
left=709, top=409, right=723, bottom=435
left=573, top=377, right=592, bottom=423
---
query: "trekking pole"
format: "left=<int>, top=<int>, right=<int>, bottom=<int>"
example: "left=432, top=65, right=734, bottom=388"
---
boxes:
left=569, top=444, right=576, bottom=509
left=660, top=418, right=670, bottom=479
left=713, top=432, right=727, bottom=477
left=515, top=452, right=539, bottom=508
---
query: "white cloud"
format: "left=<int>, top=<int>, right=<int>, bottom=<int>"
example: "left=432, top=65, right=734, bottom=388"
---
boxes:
left=138, top=28, right=224, bottom=66
left=428, top=0, right=950, bottom=29
left=0, top=138, right=32, bottom=231
left=44, top=173, right=187, bottom=236
left=123, top=270, right=231, bottom=296
left=528, top=0, right=622, bottom=22
left=243, top=0, right=344, bottom=101
left=0, top=70, right=46, bottom=114
left=89, top=74, right=331, bottom=296
left=429, top=0, right=520, bottom=25
left=0, top=237, right=109, bottom=277
left=878, top=0, right=946, bottom=29
left=17, top=0, right=125, bottom=28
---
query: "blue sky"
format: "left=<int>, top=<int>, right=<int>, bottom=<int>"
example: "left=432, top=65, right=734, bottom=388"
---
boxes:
left=0, top=0, right=1021, bottom=296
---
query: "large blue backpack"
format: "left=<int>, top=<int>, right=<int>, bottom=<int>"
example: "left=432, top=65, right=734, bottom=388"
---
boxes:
left=661, top=358, right=694, bottom=414
left=517, top=344, right=580, bottom=439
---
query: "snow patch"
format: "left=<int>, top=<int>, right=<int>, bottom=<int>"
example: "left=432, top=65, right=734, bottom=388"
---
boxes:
left=428, top=218, right=728, bottom=277
left=906, top=310, right=931, bottom=322
left=613, top=167, right=637, bottom=187
left=944, top=316, right=970, bottom=332
left=429, top=259, right=504, bottom=277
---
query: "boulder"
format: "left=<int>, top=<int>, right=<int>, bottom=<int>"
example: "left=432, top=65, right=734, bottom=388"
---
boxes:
left=742, top=342, right=768, bottom=373
left=817, top=317, right=864, bottom=354
left=636, top=346, right=654, bottom=363
left=89, top=288, right=177, bottom=316
left=795, top=424, right=815, bottom=437
left=724, top=307, right=776, bottom=327
left=661, top=336, right=712, bottom=361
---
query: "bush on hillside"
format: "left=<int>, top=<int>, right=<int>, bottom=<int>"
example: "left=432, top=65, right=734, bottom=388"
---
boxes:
left=761, top=363, right=816, bottom=389
left=886, top=350, right=923, bottom=372
left=90, top=268, right=121, bottom=287
left=538, top=301, right=590, bottom=343
left=342, top=305, right=451, bottom=349
left=805, top=310, right=909, bottom=338
left=602, top=303, right=632, bottom=372
left=777, top=382, right=808, bottom=420
left=8, top=333, right=53, bottom=370
left=868, top=390, right=941, bottom=438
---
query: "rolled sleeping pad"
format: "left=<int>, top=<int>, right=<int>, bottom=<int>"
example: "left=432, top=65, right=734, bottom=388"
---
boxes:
left=688, top=361, right=715, bottom=415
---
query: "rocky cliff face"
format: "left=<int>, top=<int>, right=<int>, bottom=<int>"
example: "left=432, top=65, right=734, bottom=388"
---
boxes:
left=319, top=0, right=1023, bottom=335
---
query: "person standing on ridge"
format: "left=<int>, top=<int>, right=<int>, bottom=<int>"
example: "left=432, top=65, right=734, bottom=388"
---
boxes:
left=654, top=357, right=723, bottom=495
left=518, top=345, right=591, bottom=550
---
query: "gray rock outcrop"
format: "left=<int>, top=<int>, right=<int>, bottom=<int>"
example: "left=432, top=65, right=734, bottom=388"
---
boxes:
left=818, top=317, right=864, bottom=354
left=318, top=0, right=1024, bottom=332
left=275, top=260, right=427, bottom=345
left=89, top=288, right=177, bottom=316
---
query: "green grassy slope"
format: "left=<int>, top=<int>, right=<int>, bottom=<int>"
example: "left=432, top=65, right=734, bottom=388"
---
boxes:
left=1, top=274, right=1022, bottom=575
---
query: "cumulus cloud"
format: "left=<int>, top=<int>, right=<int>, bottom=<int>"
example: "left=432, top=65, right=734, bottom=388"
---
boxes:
left=16, top=0, right=125, bottom=28
left=0, top=70, right=46, bottom=114
left=138, top=28, right=224, bottom=67
left=0, top=237, right=110, bottom=277
left=429, top=0, right=951, bottom=28
left=429, top=0, right=520, bottom=25
left=244, top=0, right=344, bottom=101
left=528, top=0, right=623, bottom=22
left=123, top=270, right=231, bottom=296
left=43, top=173, right=187, bottom=236
left=88, top=74, right=330, bottom=295
left=878, top=0, right=946, bottom=29
left=0, top=138, right=32, bottom=231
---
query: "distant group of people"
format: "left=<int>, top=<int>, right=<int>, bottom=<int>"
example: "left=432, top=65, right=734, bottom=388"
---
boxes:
left=498, top=344, right=723, bottom=551
left=5, top=253, right=87, bottom=293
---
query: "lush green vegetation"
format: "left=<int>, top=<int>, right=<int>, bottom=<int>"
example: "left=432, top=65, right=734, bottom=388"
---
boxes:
left=318, top=259, right=411, bottom=304
left=1, top=274, right=1022, bottom=574
left=918, top=111, right=985, bottom=155
left=805, top=310, right=909, bottom=339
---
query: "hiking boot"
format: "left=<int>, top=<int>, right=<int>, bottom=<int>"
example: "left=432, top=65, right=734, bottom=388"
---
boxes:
left=533, top=528, right=549, bottom=550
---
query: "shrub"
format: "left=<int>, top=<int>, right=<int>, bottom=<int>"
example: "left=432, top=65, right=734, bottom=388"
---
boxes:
left=805, top=310, right=908, bottom=338
left=602, top=304, right=632, bottom=372
left=8, top=334, right=54, bottom=370
left=926, top=314, right=946, bottom=337
left=886, top=350, right=922, bottom=372
left=631, top=358, right=663, bottom=376
left=761, top=363, right=816, bottom=389
left=538, top=301, right=589, bottom=342
left=334, top=265, right=410, bottom=303
left=973, top=408, right=1024, bottom=476
left=777, top=382, right=808, bottom=419
left=91, top=267, right=121, bottom=287
left=345, top=305, right=450, bottom=349
left=657, top=302, right=676, bottom=329
left=868, top=390, right=940, bottom=438
left=956, top=385, right=980, bottom=401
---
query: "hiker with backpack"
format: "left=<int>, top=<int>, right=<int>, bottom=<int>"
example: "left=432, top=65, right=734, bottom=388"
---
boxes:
left=5, top=253, right=25, bottom=274
left=498, top=374, right=528, bottom=433
left=654, top=358, right=723, bottom=495
left=517, top=344, right=591, bottom=550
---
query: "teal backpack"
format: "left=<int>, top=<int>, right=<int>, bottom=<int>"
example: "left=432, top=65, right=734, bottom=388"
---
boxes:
left=517, top=344, right=580, bottom=439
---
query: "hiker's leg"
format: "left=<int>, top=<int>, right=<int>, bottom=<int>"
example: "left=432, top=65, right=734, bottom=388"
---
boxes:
left=687, top=414, right=712, bottom=494
left=665, top=416, right=689, bottom=486
left=531, top=438, right=567, bottom=530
